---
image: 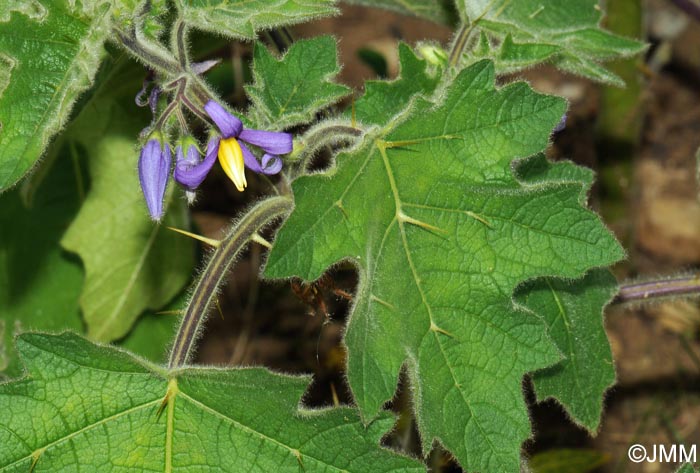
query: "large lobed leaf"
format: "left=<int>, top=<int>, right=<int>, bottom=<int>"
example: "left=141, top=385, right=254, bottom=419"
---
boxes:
left=462, top=0, right=645, bottom=85
left=60, top=58, right=194, bottom=342
left=0, top=332, right=423, bottom=472
left=0, top=0, right=111, bottom=191
left=247, top=36, right=351, bottom=130
left=177, top=0, right=338, bottom=39
left=265, top=60, right=624, bottom=471
left=0, top=90, right=188, bottom=376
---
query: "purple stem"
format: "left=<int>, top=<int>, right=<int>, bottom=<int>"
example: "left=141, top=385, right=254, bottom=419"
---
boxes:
left=615, top=274, right=700, bottom=303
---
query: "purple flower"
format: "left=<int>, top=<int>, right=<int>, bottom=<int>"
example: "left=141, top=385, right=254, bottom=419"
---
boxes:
left=173, top=137, right=217, bottom=190
left=138, top=135, right=171, bottom=221
left=200, top=100, right=291, bottom=192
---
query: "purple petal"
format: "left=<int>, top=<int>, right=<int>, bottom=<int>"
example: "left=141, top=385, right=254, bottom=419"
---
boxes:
left=138, top=139, right=171, bottom=221
left=240, top=142, right=283, bottom=176
left=204, top=100, right=242, bottom=138
left=148, top=87, right=161, bottom=116
left=174, top=137, right=220, bottom=189
left=239, top=128, right=293, bottom=155
left=553, top=114, right=567, bottom=133
left=260, top=154, right=283, bottom=175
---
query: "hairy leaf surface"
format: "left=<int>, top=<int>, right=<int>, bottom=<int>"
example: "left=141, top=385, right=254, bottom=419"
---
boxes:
left=0, top=0, right=112, bottom=191
left=247, top=36, right=350, bottom=130
left=353, top=43, right=439, bottom=126
left=177, top=0, right=338, bottom=39
left=516, top=269, right=617, bottom=431
left=0, top=332, right=423, bottom=472
left=265, top=60, right=624, bottom=471
left=342, top=0, right=456, bottom=24
left=462, top=0, right=645, bottom=84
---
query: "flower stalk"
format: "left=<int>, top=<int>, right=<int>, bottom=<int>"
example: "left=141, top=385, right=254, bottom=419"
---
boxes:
left=614, top=274, right=700, bottom=304
left=168, top=196, right=293, bottom=368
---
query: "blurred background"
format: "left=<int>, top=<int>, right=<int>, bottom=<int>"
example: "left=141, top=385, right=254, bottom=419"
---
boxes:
left=180, top=1, right=700, bottom=471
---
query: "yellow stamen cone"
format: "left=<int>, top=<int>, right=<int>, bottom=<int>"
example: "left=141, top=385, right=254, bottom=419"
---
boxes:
left=218, top=137, right=247, bottom=191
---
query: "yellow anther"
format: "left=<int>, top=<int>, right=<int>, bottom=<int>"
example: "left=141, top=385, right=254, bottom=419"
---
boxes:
left=218, top=137, right=247, bottom=192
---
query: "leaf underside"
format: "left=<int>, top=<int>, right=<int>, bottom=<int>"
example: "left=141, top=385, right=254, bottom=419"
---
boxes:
left=265, top=60, right=623, bottom=472
left=177, top=0, right=338, bottom=39
left=0, top=332, right=423, bottom=472
left=463, top=0, right=645, bottom=85
left=341, top=0, right=457, bottom=25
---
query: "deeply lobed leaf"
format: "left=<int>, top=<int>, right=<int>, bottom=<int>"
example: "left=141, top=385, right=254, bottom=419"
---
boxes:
left=60, top=58, right=194, bottom=342
left=265, top=60, right=624, bottom=471
left=0, top=332, right=423, bottom=472
left=462, top=0, right=645, bottom=85
left=247, top=36, right=351, bottom=130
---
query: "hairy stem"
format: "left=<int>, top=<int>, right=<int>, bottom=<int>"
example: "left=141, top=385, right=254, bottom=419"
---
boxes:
left=291, top=124, right=363, bottom=179
left=615, top=275, right=700, bottom=304
left=173, top=19, right=189, bottom=69
left=168, top=197, right=293, bottom=368
left=115, top=28, right=179, bottom=75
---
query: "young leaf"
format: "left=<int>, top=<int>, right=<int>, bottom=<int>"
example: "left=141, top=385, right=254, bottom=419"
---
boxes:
left=61, top=60, right=194, bottom=343
left=0, top=144, right=83, bottom=378
left=516, top=269, right=617, bottom=431
left=342, top=0, right=457, bottom=25
left=0, top=332, right=424, bottom=472
left=0, top=0, right=111, bottom=191
left=247, top=36, right=351, bottom=130
left=353, top=43, right=440, bottom=126
left=176, top=0, right=338, bottom=39
left=265, top=60, right=624, bottom=471
left=460, top=0, right=645, bottom=85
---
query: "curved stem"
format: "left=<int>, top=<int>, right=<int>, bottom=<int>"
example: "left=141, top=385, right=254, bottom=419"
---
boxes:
left=168, top=196, right=293, bottom=368
left=614, top=274, right=700, bottom=304
left=291, top=124, right=363, bottom=179
left=173, top=19, right=188, bottom=69
left=448, top=21, right=474, bottom=68
left=115, top=28, right=179, bottom=75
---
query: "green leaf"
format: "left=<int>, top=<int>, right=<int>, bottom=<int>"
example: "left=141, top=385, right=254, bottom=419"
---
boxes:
left=247, top=36, right=351, bottom=130
left=342, top=0, right=457, bottom=24
left=0, top=0, right=112, bottom=191
left=61, top=59, right=195, bottom=343
left=460, top=0, right=645, bottom=84
left=516, top=269, right=617, bottom=430
left=176, top=0, right=338, bottom=39
left=528, top=448, right=609, bottom=473
left=353, top=43, right=440, bottom=126
left=0, top=143, right=84, bottom=378
left=265, top=60, right=624, bottom=472
left=0, top=332, right=424, bottom=472
left=677, top=465, right=697, bottom=473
